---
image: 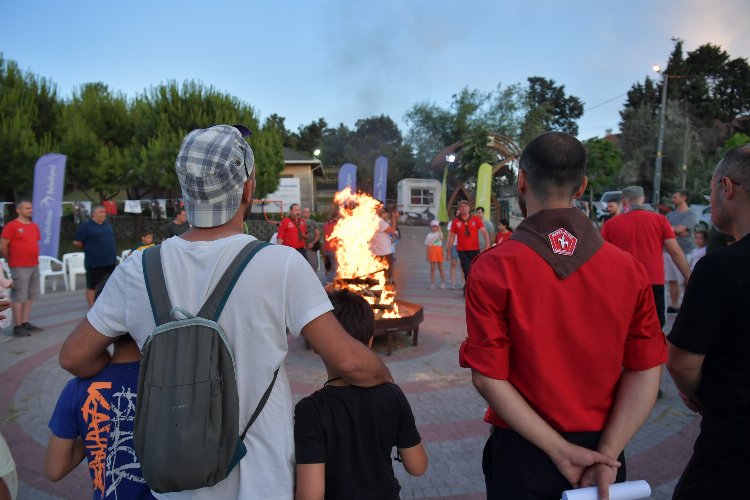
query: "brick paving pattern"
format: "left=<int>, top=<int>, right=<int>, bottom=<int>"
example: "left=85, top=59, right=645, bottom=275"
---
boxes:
left=0, top=226, right=699, bottom=499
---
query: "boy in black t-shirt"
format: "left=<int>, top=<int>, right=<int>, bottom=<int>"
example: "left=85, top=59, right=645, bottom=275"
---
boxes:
left=294, top=289, right=428, bottom=500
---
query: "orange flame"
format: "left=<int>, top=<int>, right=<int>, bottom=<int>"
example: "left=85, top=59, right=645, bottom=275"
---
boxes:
left=330, top=188, right=400, bottom=318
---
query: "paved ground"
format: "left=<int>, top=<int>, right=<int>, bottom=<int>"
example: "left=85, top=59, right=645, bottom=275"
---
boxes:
left=0, top=225, right=699, bottom=499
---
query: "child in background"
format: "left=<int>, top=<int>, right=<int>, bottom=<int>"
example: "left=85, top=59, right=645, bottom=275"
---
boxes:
left=424, top=220, right=446, bottom=289
left=294, top=289, right=428, bottom=500
left=45, top=281, right=154, bottom=499
left=132, top=230, right=155, bottom=253
left=689, top=229, right=708, bottom=270
left=446, top=212, right=463, bottom=290
left=493, top=218, right=513, bottom=246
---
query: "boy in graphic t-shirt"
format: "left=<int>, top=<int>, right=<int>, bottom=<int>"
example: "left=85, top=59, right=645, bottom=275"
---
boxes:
left=45, top=282, right=154, bottom=500
left=294, top=289, right=428, bottom=500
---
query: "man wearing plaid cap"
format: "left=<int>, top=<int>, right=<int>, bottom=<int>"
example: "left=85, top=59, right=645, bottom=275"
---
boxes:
left=58, top=125, right=392, bottom=499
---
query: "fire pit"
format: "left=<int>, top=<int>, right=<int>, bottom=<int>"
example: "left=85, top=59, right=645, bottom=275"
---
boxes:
left=373, top=299, right=423, bottom=356
left=323, top=188, right=426, bottom=355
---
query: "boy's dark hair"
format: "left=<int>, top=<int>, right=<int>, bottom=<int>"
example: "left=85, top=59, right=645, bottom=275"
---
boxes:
left=141, top=229, right=153, bottom=237
left=476, top=206, right=485, bottom=212
left=499, top=218, right=512, bottom=230
left=327, top=289, right=374, bottom=345
left=520, top=131, right=587, bottom=201
left=696, top=229, right=709, bottom=240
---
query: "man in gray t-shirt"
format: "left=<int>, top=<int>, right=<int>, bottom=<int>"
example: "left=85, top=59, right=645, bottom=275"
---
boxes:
left=665, top=190, right=698, bottom=312
left=302, top=207, right=320, bottom=272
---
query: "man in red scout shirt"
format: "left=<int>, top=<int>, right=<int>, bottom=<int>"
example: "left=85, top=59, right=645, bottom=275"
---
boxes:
left=277, top=203, right=307, bottom=256
left=601, top=185, right=691, bottom=327
left=446, top=200, right=490, bottom=284
left=459, top=132, right=666, bottom=500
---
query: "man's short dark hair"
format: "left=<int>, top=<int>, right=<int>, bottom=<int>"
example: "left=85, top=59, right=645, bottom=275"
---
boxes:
left=715, top=144, right=750, bottom=189
left=327, top=289, right=374, bottom=345
left=15, top=200, right=31, bottom=209
left=674, top=190, right=688, bottom=198
left=519, top=132, right=587, bottom=201
left=476, top=206, right=485, bottom=212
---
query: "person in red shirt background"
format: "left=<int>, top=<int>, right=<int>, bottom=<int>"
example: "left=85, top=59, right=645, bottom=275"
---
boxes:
left=493, top=218, right=513, bottom=246
left=446, top=200, right=489, bottom=285
left=601, top=186, right=691, bottom=327
left=277, top=203, right=307, bottom=255
left=460, top=132, right=665, bottom=500
left=0, top=201, right=44, bottom=337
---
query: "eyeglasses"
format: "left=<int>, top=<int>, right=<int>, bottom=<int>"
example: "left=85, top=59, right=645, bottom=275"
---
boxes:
left=700, top=177, right=741, bottom=201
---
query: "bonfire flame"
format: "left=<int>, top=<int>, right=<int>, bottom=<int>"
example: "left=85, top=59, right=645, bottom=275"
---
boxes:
left=330, top=188, right=400, bottom=318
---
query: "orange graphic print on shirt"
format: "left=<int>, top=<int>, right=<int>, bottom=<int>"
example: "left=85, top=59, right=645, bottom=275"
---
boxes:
left=81, top=381, right=112, bottom=496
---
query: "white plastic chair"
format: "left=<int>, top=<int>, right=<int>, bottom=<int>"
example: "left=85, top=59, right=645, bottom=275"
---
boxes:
left=0, top=258, right=9, bottom=278
left=38, top=256, right=67, bottom=295
left=62, top=252, right=86, bottom=291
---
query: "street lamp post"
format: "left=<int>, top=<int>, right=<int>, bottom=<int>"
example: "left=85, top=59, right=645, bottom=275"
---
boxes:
left=653, top=65, right=669, bottom=207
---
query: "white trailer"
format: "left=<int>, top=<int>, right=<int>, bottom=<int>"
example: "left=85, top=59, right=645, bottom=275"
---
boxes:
left=396, top=178, right=441, bottom=223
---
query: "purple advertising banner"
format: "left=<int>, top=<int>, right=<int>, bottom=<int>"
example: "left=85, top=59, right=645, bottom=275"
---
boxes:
left=338, top=163, right=357, bottom=192
left=32, top=153, right=66, bottom=257
left=373, top=156, right=388, bottom=202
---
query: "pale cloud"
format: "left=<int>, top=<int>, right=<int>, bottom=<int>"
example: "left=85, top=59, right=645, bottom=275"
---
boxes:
left=670, top=0, right=750, bottom=56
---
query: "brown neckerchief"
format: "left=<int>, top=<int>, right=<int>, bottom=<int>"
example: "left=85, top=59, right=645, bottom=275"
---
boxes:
left=510, top=208, right=603, bottom=279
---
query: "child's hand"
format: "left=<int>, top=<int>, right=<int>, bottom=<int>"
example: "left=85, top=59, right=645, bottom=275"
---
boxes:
left=0, top=297, right=10, bottom=320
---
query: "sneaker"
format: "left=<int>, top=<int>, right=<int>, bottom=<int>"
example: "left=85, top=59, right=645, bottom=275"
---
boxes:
left=430, top=284, right=436, bottom=290
left=13, top=326, right=30, bottom=337
left=23, top=322, right=43, bottom=331
left=666, top=306, right=680, bottom=313
left=439, top=283, right=446, bottom=289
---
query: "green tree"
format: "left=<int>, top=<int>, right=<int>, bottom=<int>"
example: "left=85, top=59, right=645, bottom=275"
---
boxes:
left=584, top=137, right=622, bottom=195
left=0, top=55, right=60, bottom=199
left=525, top=76, right=584, bottom=137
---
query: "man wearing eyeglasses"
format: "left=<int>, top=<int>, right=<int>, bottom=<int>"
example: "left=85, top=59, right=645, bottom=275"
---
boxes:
left=667, top=144, right=750, bottom=500
left=446, top=200, right=490, bottom=286
left=601, top=185, right=691, bottom=327
left=460, top=133, right=665, bottom=500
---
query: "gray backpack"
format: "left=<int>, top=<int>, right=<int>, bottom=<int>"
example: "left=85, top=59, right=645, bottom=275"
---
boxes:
left=135, top=240, right=278, bottom=493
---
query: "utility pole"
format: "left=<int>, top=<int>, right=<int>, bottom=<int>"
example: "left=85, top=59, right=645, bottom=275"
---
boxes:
left=653, top=66, right=669, bottom=206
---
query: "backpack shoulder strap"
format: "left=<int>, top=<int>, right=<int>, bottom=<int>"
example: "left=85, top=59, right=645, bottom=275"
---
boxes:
left=143, top=245, right=173, bottom=326
left=198, top=240, right=269, bottom=321
left=240, top=367, right=279, bottom=439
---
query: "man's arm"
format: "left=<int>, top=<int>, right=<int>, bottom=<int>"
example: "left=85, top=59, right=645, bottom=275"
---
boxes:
left=667, top=341, right=704, bottom=401
left=72, top=240, right=83, bottom=249
left=471, top=372, right=620, bottom=489
left=59, top=318, right=114, bottom=378
left=664, top=239, right=691, bottom=281
left=580, top=366, right=662, bottom=499
left=295, top=463, right=324, bottom=500
left=44, top=435, right=86, bottom=481
left=0, top=237, right=9, bottom=258
left=479, top=227, right=490, bottom=251
left=399, top=443, right=428, bottom=476
left=301, top=312, right=392, bottom=387
left=446, top=232, right=455, bottom=252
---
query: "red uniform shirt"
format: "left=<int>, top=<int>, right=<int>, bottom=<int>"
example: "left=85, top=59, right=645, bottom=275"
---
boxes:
left=323, top=220, right=337, bottom=252
left=277, top=217, right=307, bottom=249
left=1, top=219, right=41, bottom=267
left=494, top=229, right=513, bottom=246
left=450, top=215, right=484, bottom=251
left=459, top=209, right=666, bottom=432
left=601, top=208, right=675, bottom=285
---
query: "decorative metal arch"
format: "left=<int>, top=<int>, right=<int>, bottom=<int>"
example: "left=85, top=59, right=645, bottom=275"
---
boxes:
left=429, top=132, right=521, bottom=218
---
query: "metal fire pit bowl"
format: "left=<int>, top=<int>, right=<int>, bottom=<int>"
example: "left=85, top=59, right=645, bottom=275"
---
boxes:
left=373, top=300, right=424, bottom=356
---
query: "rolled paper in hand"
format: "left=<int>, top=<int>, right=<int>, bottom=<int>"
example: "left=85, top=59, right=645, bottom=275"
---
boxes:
left=561, top=480, right=651, bottom=500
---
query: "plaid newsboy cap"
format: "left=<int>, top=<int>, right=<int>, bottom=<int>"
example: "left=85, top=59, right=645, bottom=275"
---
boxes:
left=175, top=125, right=255, bottom=228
